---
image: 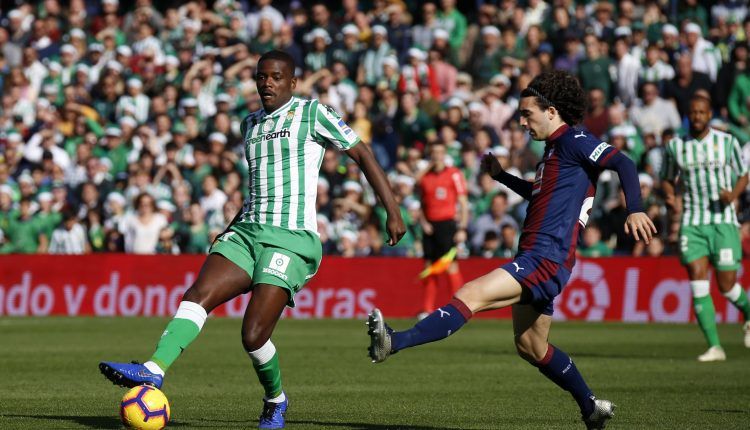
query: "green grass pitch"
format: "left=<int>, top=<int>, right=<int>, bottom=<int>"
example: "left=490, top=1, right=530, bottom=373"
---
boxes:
left=1, top=317, right=749, bottom=429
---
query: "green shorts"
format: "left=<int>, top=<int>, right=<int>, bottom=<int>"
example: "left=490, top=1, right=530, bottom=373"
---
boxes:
left=209, top=222, right=322, bottom=307
left=679, top=224, right=741, bottom=271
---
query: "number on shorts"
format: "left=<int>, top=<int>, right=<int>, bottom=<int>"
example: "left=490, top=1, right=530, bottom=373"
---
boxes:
left=680, top=235, right=688, bottom=253
left=220, top=231, right=236, bottom=242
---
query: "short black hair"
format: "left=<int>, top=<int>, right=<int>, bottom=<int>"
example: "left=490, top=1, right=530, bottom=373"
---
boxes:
left=257, top=50, right=296, bottom=76
left=690, top=92, right=712, bottom=107
left=520, top=70, right=586, bottom=125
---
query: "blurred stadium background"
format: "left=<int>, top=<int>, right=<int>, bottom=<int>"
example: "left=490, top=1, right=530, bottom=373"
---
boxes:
left=1, top=0, right=750, bottom=428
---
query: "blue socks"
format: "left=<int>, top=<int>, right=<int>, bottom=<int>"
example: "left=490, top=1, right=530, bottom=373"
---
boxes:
left=391, top=298, right=473, bottom=352
left=389, top=299, right=594, bottom=417
left=534, top=344, right=594, bottom=417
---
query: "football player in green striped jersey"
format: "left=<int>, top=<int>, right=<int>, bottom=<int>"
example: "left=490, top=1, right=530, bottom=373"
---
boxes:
left=100, top=51, right=406, bottom=428
left=661, top=94, right=750, bottom=362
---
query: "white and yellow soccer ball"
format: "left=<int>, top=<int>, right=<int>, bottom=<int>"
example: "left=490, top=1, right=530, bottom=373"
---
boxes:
left=120, top=385, right=171, bottom=430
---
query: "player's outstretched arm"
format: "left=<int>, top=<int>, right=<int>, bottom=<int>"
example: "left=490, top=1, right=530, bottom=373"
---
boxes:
left=346, top=143, right=406, bottom=246
left=480, top=153, right=532, bottom=200
left=601, top=151, right=657, bottom=243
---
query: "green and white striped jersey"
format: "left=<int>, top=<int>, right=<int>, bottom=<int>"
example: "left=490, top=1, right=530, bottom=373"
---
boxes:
left=238, top=96, right=360, bottom=233
left=661, top=128, right=748, bottom=226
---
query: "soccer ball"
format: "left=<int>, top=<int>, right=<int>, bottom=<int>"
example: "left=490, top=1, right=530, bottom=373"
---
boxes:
left=120, top=385, right=171, bottom=430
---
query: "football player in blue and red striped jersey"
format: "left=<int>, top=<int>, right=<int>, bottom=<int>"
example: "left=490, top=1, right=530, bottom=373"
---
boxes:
left=367, top=71, right=656, bottom=430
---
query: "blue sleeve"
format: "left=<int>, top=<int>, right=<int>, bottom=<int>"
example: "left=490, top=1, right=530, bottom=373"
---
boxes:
left=491, top=171, right=533, bottom=201
left=571, top=136, right=644, bottom=214
left=601, top=150, right=644, bottom=214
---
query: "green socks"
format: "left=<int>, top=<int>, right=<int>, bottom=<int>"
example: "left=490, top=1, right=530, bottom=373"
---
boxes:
left=248, top=340, right=283, bottom=399
left=145, top=300, right=284, bottom=401
left=149, top=301, right=208, bottom=372
left=722, top=283, right=750, bottom=321
left=691, top=281, right=721, bottom=347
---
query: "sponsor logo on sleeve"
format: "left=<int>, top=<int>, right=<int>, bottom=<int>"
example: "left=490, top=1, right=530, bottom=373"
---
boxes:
left=589, top=142, right=611, bottom=162
left=337, top=119, right=353, bottom=135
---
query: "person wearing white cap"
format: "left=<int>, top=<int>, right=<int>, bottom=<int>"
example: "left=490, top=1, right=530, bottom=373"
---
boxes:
left=304, top=28, right=331, bottom=72
left=106, top=60, right=123, bottom=73
left=59, top=44, right=79, bottom=86
left=214, top=93, right=234, bottom=115
left=361, top=25, right=392, bottom=85
left=472, top=25, right=503, bottom=85
left=98, top=50, right=406, bottom=430
left=116, top=77, right=150, bottom=124
left=489, top=73, right=511, bottom=88
left=208, top=132, right=227, bottom=146
left=639, top=43, right=675, bottom=84
left=70, top=28, right=86, bottom=40
left=116, top=45, right=133, bottom=58
left=104, top=192, right=128, bottom=231
left=684, top=22, right=721, bottom=82
left=341, top=23, right=359, bottom=37
left=400, top=47, right=434, bottom=96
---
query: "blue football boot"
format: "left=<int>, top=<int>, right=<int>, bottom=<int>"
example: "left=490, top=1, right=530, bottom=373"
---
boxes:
left=99, top=361, right=163, bottom=389
left=258, top=393, right=288, bottom=429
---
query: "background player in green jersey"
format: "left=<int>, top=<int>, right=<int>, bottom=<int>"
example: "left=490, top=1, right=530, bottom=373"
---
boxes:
left=99, top=51, right=406, bottom=428
left=662, top=94, right=750, bottom=362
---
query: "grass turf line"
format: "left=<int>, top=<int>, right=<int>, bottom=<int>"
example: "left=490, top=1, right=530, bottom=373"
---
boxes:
left=0, top=317, right=749, bottom=429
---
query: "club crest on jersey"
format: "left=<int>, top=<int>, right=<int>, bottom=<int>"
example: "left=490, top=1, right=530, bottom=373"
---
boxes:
left=262, top=252, right=291, bottom=280
left=263, top=120, right=274, bottom=133
left=286, top=110, right=295, bottom=121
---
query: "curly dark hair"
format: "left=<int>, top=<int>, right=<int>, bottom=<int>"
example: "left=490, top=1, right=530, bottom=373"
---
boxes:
left=520, top=71, right=586, bottom=126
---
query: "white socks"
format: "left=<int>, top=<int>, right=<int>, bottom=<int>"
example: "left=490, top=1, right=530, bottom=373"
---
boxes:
left=266, top=392, right=286, bottom=403
left=144, top=361, right=165, bottom=376
left=174, top=301, right=208, bottom=330
left=690, top=280, right=710, bottom=298
left=723, top=283, right=743, bottom=302
left=248, top=340, right=276, bottom=366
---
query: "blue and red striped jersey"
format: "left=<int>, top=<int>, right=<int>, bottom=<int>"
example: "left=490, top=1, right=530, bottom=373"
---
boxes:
left=519, top=125, right=619, bottom=269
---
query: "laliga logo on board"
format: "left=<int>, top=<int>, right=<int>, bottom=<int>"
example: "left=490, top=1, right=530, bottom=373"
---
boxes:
left=554, top=261, right=610, bottom=321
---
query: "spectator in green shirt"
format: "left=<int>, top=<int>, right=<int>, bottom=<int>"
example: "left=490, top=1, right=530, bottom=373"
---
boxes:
left=470, top=26, right=504, bottom=86
left=6, top=198, right=47, bottom=253
left=578, top=33, right=614, bottom=101
left=728, top=70, right=750, bottom=143
left=94, top=127, right=130, bottom=176
left=398, top=92, right=437, bottom=150
left=184, top=202, right=210, bottom=254
left=437, top=0, right=467, bottom=64
left=35, top=192, right=62, bottom=240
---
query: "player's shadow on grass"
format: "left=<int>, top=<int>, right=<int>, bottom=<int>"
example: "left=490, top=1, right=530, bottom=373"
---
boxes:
left=287, top=419, right=465, bottom=429
left=3, top=414, right=191, bottom=429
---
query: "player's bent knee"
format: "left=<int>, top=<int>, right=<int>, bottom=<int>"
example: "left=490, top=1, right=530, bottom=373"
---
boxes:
left=182, top=285, right=219, bottom=312
left=182, top=286, right=207, bottom=306
left=454, top=281, right=484, bottom=312
left=241, top=325, right=271, bottom=351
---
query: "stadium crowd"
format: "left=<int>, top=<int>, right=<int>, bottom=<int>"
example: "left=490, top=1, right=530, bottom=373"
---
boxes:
left=1, top=0, right=749, bottom=258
